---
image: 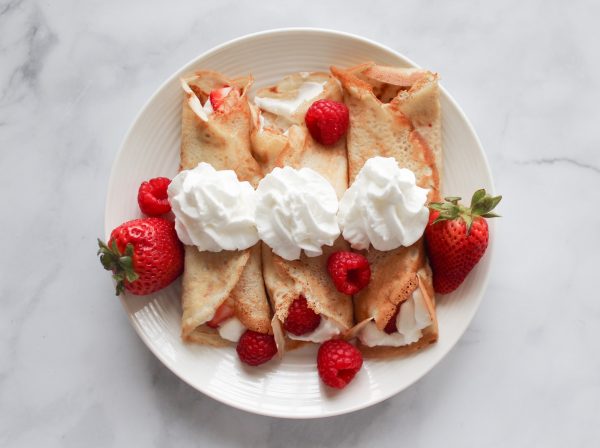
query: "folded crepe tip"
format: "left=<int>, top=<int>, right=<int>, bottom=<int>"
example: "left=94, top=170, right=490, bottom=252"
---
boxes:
left=271, top=315, right=286, bottom=360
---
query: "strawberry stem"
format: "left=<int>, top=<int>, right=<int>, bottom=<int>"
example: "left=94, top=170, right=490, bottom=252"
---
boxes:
left=97, top=239, right=139, bottom=295
left=429, top=189, right=502, bottom=234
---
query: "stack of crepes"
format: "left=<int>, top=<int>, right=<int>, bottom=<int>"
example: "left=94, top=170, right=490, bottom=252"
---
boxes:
left=177, top=63, right=442, bottom=357
left=331, top=63, right=441, bottom=356
left=178, top=71, right=272, bottom=346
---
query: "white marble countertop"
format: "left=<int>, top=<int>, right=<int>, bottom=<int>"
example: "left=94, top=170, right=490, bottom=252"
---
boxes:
left=2, top=1, right=599, bottom=446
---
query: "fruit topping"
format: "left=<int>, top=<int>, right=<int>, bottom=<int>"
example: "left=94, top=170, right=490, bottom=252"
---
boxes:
left=425, top=189, right=502, bottom=294
left=137, top=177, right=172, bottom=216
left=206, top=301, right=235, bottom=328
left=327, top=251, right=371, bottom=295
left=283, top=296, right=321, bottom=336
left=209, top=86, right=233, bottom=111
left=317, top=339, right=363, bottom=389
left=305, top=99, right=349, bottom=145
left=97, top=217, right=184, bottom=295
left=236, top=330, right=278, bottom=366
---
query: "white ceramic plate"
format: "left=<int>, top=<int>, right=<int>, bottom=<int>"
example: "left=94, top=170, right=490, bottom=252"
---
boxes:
left=105, top=28, right=494, bottom=418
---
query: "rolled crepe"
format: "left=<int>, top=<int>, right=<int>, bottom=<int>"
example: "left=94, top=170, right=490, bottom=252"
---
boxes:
left=250, top=72, right=354, bottom=345
left=331, top=63, right=441, bottom=356
left=179, top=71, right=272, bottom=346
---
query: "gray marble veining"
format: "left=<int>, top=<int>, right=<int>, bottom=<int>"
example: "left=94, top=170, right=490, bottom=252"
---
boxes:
left=1, top=0, right=599, bottom=447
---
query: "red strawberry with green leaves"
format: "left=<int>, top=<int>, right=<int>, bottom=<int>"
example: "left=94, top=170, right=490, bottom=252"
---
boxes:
left=98, top=217, right=184, bottom=295
left=425, top=189, right=502, bottom=294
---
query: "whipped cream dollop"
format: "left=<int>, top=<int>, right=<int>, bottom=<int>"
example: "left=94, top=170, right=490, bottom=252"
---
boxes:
left=338, top=156, right=429, bottom=251
left=254, top=81, right=324, bottom=128
left=358, top=288, right=432, bottom=347
left=168, top=162, right=259, bottom=252
left=287, top=317, right=344, bottom=343
left=217, top=317, right=246, bottom=342
left=255, top=166, right=340, bottom=260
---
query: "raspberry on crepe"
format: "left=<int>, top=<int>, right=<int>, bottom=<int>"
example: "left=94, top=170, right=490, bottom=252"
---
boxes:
left=305, top=99, right=349, bottom=145
left=327, top=251, right=371, bottom=295
left=283, top=296, right=321, bottom=336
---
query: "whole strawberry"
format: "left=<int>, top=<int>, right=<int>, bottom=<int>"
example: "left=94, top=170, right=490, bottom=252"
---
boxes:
left=98, top=217, right=184, bottom=295
left=425, top=189, right=501, bottom=294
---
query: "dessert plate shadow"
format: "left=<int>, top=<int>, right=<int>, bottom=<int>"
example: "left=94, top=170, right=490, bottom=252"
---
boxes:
left=105, top=28, right=495, bottom=419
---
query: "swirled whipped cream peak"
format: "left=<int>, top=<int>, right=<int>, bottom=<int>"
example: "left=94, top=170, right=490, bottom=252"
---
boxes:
left=168, top=162, right=259, bottom=252
left=338, top=156, right=429, bottom=251
left=255, top=166, right=340, bottom=261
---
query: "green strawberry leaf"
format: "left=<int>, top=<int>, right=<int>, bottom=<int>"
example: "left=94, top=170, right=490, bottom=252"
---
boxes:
left=125, top=271, right=139, bottom=283
left=444, top=196, right=461, bottom=204
left=428, top=189, right=502, bottom=228
left=463, top=214, right=473, bottom=235
left=489, top=195, right=502, bottom=210
left=97, top=238, right=139, bottom=296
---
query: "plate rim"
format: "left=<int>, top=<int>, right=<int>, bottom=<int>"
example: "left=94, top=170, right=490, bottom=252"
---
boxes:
left=104, top=27, right=495, bottom=419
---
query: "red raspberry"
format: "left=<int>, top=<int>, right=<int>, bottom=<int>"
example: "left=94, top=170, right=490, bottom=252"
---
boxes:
left=317, top=339, right=363, bottom=389
left=236, top=330, right=278, bottom=366
left=327, top=251, right=371, bottom=295
left=137, top=177, right=171, bottom=216
left=305, top=99, right=349, bottom=145
left=384, top=306, right=400, bottom=334
left=283, top=296, right=321, bottom=335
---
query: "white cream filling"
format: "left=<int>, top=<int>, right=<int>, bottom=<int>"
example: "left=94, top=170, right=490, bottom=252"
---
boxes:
left=254, top=81, right=324, bottom=121
left=287, top=317, right=344, bottom=343
left=358, top=288, right=432, bottom=347
left=217, top=317, right=246, bottom=343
